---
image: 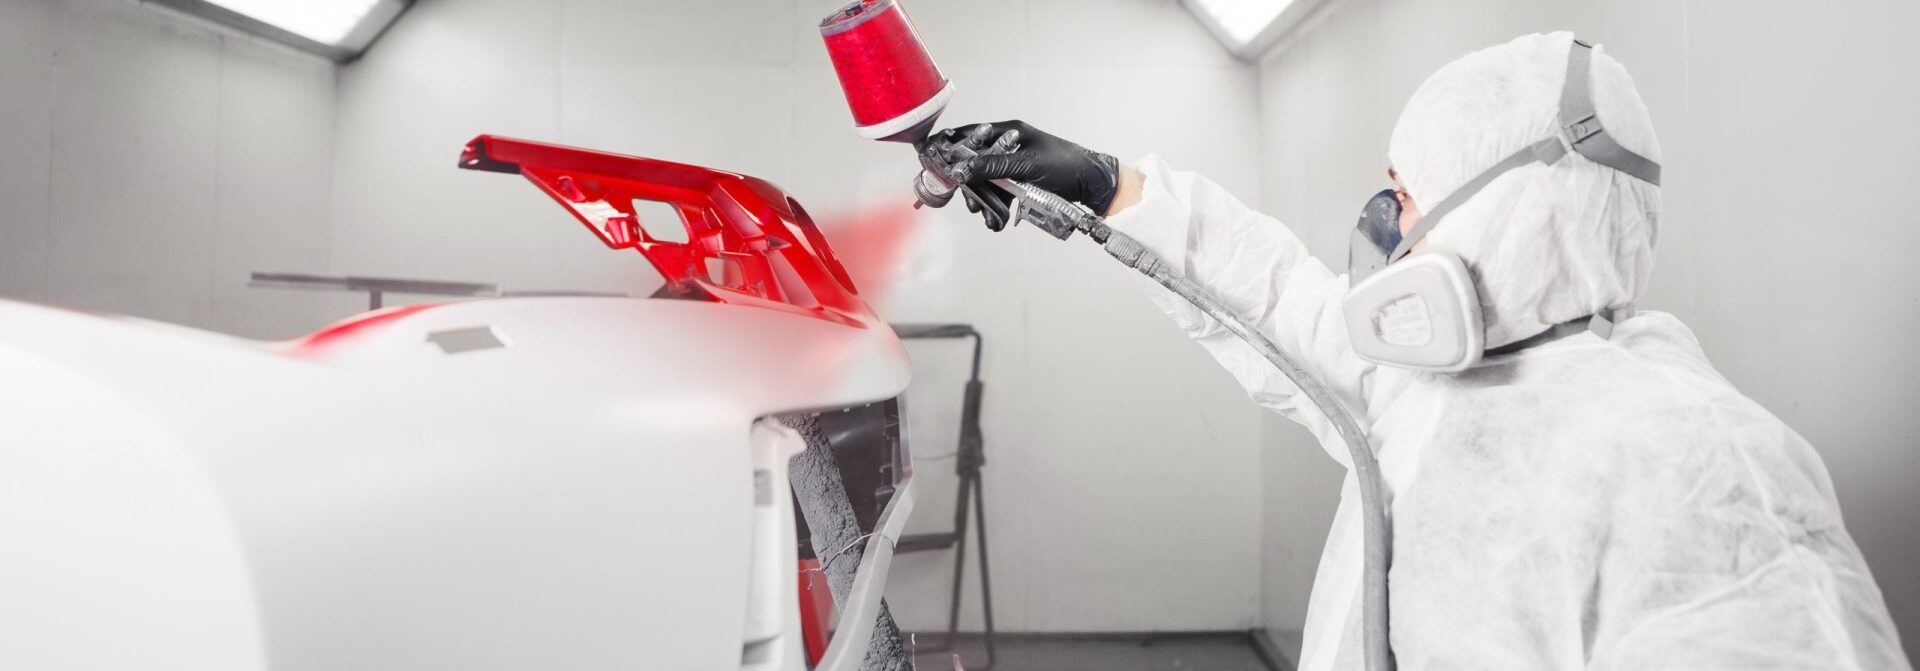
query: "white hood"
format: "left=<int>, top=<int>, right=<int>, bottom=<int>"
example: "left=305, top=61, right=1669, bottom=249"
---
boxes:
left=1387, top=32, right=1663, bottom=349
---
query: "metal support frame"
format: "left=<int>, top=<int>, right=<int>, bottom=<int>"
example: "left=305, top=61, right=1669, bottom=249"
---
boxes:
left=889, top=323, right=995, bottom=670
left=249, top=272, right=495, bottom=310
left=248, top=271, right=628, bottom=310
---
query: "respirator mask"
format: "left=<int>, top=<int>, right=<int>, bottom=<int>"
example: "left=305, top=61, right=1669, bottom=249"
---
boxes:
left=1343, top=38, right=1662, bottom=373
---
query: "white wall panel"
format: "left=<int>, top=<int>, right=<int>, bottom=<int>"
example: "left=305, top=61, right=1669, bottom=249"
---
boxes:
left=573, top=0, right=794, bottom=67
left=1031, top=0, right=1239, bottom=69
left=1684, top=0, right=1920, bottom=645
left=0, top=0, right=341, bottom=337
left=329, top=0, right=566, bottom=294
left=46, top=0, right=221, bottom=326
left=0, top=0, right=52, bottom=304
left=1018, top=63, right=1265, bottom=630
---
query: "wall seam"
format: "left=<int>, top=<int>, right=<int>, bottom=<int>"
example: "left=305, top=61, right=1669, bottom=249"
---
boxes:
left=325, top=21, right=345, bottom=277
left=1681, top=0, right=1697, bottom=314
left=1246, top=26, right=1274, bottom=632
left=43, top=1, right=58, bottom=299
left=321, top=46, right=338, bottom=282
left=554, top=0, right=567, bottom=270
left=208, top=33, right=225, bottom=328
left=1014, top=0, right=1035, bottom=633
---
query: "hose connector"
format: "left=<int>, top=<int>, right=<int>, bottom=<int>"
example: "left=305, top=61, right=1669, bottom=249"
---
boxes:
left=1103, top=230, right=1164, bottom=277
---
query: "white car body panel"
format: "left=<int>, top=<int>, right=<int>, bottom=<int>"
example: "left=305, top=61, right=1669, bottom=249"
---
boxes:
left=0, top=295, right=911, bottom=670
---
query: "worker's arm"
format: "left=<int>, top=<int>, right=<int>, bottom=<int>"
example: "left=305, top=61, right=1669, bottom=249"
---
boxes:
left=940, top=120, right=1380, bottom=461
left=1103, top=155, right=1379, bottom=465
left=1104, top=165, right=1145, bottom=216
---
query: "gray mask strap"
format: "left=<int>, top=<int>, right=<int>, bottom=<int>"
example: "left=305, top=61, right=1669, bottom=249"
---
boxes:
left=1485, top=315, right=1593, bottom=356
left=1386, top=136, right=1568, bottom=263
left=1562, top=40, right=1662, bottom=186
left=1485, top=304, right=1635, bottom=356
left=1385, top=37, right=1658, bottom=265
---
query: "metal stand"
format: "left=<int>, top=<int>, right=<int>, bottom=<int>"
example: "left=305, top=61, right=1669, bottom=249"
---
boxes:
left=248, top=271, right=628, bottom=310
left=248, top=272, right=497, bottom=310
left=890, top=323, right=995, bottom=670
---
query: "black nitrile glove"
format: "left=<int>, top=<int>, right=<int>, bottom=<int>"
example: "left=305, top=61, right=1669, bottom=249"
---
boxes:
left=935, top=120, right=1121, bottom=225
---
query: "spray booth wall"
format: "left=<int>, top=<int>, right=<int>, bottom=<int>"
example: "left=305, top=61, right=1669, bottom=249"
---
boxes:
left=0, top=0, right=352, bottom=338
left=15, top=0, right=1898, bottom=651
left=328, top=0, right=1270, bottom=633
left=1251, top=0, right=1920, bottom=654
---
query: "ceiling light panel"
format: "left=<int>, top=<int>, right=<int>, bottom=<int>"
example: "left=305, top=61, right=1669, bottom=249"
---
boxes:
left=201, top=0, right=382, bottom=46
left=1191, top=0, right=1295, bottom=45
left=149, top=0, right=411, bottom=61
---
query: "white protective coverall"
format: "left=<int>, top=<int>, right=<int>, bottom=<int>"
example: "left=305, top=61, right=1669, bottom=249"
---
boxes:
left=1104, top=32, right=1909, bottom=670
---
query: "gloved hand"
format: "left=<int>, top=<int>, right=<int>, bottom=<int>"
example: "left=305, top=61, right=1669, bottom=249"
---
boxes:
left=958, top=185, right=1012, bottom=232
left=933, top=120, right=1121, bottom=230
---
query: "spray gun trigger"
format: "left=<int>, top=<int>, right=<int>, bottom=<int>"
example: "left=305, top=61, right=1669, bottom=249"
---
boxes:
left=962, top=123, right=996, bottom=149
left=990, top=129, right=1021, bottom=155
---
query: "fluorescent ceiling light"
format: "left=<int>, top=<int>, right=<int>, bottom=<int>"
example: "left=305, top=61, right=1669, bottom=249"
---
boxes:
left=148, top=0, right=412, bottom=61
left=1191, top=0, right=1295, bottom=44
left=1184, top=0, right=1322, bottom=60
left=202, top=0, right=382, bottom=45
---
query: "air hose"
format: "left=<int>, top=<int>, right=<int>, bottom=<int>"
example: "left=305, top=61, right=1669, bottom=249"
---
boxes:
left=1097, top=223, right=1393, bottom=671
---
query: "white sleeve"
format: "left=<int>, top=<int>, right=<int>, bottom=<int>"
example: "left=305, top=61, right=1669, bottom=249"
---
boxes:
left=1104, top=154, right=1377, bottom=466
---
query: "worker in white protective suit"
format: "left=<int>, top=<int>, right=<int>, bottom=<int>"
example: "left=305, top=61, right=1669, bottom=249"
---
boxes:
left=936, top=32, right=1910, bottom=669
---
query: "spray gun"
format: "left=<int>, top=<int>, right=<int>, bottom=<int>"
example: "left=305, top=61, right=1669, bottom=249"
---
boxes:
left=911, top=125, right=1107, bottom=241
left=821, top=2, right=1396, bottom=670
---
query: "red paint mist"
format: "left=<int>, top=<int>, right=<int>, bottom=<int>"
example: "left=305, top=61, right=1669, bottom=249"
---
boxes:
left=810, top=200, right=923, bottom=311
